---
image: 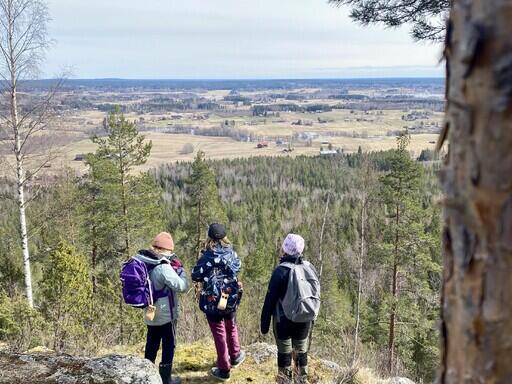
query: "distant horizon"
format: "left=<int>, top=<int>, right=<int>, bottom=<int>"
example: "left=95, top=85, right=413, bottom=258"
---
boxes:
left=34, top=76, right=445, bottom=81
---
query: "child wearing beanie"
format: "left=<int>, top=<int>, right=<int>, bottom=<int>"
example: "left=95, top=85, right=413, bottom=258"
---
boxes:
left=134, top=232, right=188, bottom=384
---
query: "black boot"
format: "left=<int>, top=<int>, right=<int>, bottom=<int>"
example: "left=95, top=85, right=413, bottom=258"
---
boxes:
left=159, top=363, right=181, bottom=384
left=277, top=367, right=293, bottom=384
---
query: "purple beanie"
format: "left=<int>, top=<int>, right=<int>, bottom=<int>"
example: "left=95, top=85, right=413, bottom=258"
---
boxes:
left=282, top=234, right=305, bottom=256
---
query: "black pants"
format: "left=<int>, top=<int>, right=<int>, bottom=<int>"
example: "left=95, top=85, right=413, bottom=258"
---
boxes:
left=273, top=316, right=311, bottom=368
left=145, top=321, right=176, bottom=365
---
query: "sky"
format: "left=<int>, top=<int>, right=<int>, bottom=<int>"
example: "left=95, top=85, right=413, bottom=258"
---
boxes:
left=45, top=0, right=444, bottom=79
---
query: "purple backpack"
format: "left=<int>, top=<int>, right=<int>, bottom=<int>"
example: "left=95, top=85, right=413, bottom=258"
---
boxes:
left=120, top=257, right=168, bottom=308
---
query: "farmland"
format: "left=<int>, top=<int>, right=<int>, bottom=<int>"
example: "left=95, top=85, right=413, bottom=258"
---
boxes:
left=1, top=78, right=444, bottom=175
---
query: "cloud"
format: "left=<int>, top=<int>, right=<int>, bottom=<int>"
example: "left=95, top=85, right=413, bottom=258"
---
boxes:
left=44, top=0, right=443, bottom=79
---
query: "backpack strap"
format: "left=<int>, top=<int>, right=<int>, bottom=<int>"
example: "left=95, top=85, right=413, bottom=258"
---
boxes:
left=279, top=262, right=295, bottom=269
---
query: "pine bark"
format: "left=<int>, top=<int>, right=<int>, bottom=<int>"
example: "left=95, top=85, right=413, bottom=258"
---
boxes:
left=353, top=197, right=366, bottom=365
left=388, top=204, right=400, bottom=374
left=440, top=1, right=512, bottom=382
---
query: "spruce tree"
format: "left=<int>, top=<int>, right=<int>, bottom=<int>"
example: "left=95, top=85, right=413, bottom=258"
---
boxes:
left=186, top=151, right=227, bottom=259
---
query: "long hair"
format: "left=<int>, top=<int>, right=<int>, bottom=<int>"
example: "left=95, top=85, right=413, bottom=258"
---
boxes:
left=206, top=237, right=231, bottom=250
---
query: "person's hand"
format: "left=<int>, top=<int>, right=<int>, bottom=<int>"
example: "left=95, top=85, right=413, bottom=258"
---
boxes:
left=237, top=281, right=244, bottom=290
left=171, top=257, right=183, bottom=270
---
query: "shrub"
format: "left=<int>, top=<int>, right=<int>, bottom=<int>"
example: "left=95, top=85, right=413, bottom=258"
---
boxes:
left=0, top=291, right=47, bottom=352
left=181, top=143, right=195, bottom=154
left=40, top=241, right=93, bottom=353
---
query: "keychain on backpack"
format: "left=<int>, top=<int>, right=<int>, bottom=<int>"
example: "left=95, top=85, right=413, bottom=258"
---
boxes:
left=217, top=291, right=229, bottom=310
left=145, top=304, right=156, bottom=321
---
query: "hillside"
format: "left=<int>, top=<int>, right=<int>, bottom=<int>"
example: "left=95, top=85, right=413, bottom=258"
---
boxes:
left=0, top=341, right=415, bottom=384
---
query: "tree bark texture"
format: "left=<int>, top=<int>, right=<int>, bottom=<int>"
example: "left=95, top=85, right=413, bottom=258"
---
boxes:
left=440, top=1, right=512, bottom=383
left=8, top=6, right=33, bottom=307
left=388, top=204, right=400, bottom=374
left=353, top=197, right=366, bottom=365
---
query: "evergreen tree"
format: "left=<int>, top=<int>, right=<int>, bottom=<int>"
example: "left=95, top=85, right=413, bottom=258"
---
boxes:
left=186, top=151, right=227, bottom=259
left=329, top=0, right=449, bottom=42
left=89, top=106, right=153, bottom=258
left=83, top=107, right=162, bottom=344
left=379, top=132, right=440, bottom=376
left=40, top=241, right=93, bottom=353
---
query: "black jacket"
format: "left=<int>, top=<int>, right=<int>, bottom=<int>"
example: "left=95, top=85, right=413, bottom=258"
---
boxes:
left=260, top=255, right=303, bottom=334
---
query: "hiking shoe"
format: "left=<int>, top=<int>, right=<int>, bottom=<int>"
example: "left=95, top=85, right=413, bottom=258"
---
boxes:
left=209, top=367, right=230, bottom=382
left=230, top=351, right=246, bottom=368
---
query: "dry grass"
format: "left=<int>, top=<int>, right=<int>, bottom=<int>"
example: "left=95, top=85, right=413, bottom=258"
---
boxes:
left=57, top=132, right=438, bottom=174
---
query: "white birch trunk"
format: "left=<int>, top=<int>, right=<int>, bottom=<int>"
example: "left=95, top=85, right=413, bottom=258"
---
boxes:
left=8, top=2, right=33, bottom=307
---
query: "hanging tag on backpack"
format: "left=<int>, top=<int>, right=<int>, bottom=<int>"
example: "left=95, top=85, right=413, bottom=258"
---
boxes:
left=145, top=304, right=156, bottom=321
left=217, top=292, right=229, bottom=311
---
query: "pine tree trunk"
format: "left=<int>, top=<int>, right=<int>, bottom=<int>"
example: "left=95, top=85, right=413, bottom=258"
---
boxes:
left=353, top=197, right=365, bottom=365
left=440, top=1, right=512, bottom=382
left=388, top=204, right=400, bottom=374
left=91, top=222, right=98, bottom=294
left=196, top=199, right=203, bottom=258
left=120, top=172, right=130, bottom=258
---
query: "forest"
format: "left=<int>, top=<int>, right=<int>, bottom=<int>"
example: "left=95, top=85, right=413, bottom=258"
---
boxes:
left=0, top=109, right=442, bottom=383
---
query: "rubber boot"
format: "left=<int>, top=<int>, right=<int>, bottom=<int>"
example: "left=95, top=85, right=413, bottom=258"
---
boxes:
left=159, top=363, right=182, bottom=384
left=277, top=367, right=293, bottom=384
left=295, top=366, right=308, bottom=384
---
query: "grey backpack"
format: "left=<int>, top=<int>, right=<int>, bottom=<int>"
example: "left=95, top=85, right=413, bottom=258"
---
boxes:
left=280, top=260, right=321, bottom=322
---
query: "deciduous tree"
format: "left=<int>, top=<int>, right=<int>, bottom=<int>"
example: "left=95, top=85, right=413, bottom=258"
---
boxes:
left=0, top=0, right=54, bottom=307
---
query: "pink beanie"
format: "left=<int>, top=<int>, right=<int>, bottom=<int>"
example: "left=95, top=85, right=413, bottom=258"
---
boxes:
left=282, top=234, right=305, bottom=256
left=152, top=232, right=174, bottom=251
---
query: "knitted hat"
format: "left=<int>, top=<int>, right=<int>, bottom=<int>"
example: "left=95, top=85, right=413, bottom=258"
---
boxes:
left=151, top=232, right=174, bottom=251
left=208, top=223, right=226, bottom=240
left=282, top=234, right=305, bottom=256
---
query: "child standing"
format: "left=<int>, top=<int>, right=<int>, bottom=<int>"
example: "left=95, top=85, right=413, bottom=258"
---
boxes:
left=260, top=234, right=320, bottom=384
left=134, top=232, right=189, bottom=384
left=192, top=223, right=246, bottom=382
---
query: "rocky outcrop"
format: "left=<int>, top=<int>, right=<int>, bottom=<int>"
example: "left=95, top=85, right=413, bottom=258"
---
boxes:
left=0, top=352, right=161, bottom=384
left=0, top=343, right=417, bottom=384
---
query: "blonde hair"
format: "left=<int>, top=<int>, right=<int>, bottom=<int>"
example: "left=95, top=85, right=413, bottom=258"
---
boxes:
left=151, top=245, right=173, bottom=257
left=206, top=236, right=231, bottom=250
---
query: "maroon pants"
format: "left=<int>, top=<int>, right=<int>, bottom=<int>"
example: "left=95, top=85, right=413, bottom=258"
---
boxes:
left=207, top=315, right=241, bottom=371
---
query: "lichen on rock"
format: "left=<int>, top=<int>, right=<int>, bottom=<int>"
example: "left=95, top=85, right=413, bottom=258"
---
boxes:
left=0, top=352, right=161, bottom=384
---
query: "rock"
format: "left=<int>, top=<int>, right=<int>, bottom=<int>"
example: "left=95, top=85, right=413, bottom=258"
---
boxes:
left=384, top=377, right=416, bottom=384
left=319, top=359, right=341, bottom=372
left=245, top=342, right=277, bottom=364
left=0, top=352, right=162, bottom=384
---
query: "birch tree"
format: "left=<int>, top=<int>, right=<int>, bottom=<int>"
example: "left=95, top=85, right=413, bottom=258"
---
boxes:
left=440, top=0, right=512, bottom=382
left=0, top=0, right=51, bottom=307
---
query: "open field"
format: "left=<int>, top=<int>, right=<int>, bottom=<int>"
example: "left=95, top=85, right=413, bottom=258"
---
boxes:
left=58, top=132, right=439, bottom=173
left=0, top=78, right=444, bottom=177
